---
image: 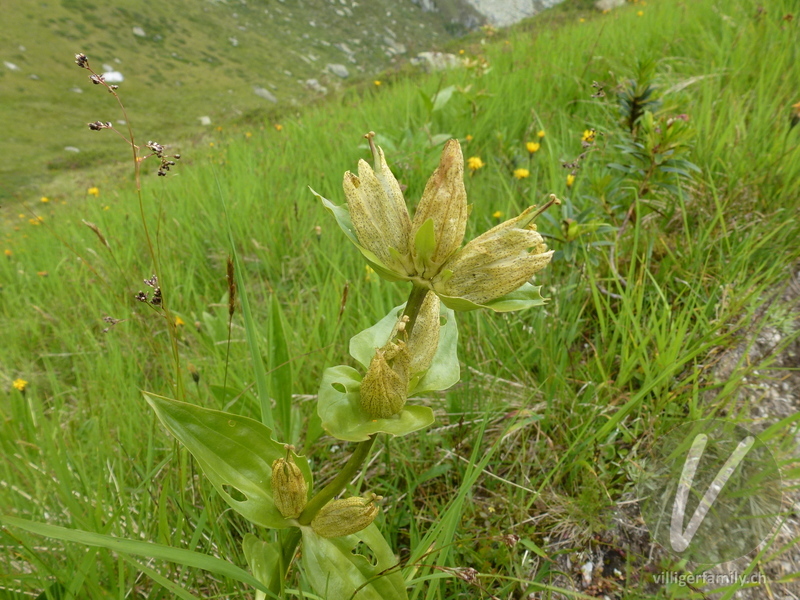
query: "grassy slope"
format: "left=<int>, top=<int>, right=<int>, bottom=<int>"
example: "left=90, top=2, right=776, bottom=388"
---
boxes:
left=0, top=0, right=463, bottom=202
left=2, top=0, right=800, bottom=598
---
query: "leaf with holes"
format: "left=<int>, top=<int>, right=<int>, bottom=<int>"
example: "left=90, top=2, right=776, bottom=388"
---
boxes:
left=145, top=393, right=312, bottom=529
left=300, top=524, right=408, bottom=600
left=316, top=365, right=435, bottom=443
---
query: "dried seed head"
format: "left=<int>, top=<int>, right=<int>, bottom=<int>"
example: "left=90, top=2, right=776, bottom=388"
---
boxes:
left=311, top=494, right=382, bottom=538
left=271, top=446, right=308, bottom=519
left=75, top=53, right=88, bottom=68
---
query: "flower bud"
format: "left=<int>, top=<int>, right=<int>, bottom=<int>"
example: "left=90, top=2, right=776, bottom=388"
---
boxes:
left=271, top=447, right=308, bottom=519
left=359, top=340, right=410, bottom=418
left=311, top=494, right=382, bottom=538
left=410, top=139, right=468, bottom=278
left=343, top=134, right=413, bottom=277
left=433, top=206, right=554, bottom=305
left=395, top=291, right=440, bottom=376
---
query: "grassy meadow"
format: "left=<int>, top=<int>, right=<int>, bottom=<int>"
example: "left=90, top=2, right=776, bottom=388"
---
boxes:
left=2, top=0, right=800, bottom=598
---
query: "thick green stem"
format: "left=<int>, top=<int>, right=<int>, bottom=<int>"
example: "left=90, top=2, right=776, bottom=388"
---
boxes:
left=297, top=435, right=376, bottom=525
left=278, top=283, right=430, bottom=576
left=401, top=284, right=430, bottom=337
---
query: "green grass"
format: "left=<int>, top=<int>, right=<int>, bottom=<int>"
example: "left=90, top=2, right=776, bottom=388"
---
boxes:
left=2, top=0, right=800, bottom=597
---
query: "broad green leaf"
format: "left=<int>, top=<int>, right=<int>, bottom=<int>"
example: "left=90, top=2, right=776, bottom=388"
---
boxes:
left=243, top=534, right=283, bottom=600
left=300, top=524, right=408, bottom=600
left=313, top=188, right=407, bottom=283
left=437, top=283, right=548, bottom=312
left=0, top=515, right=274, bottom=597
left=349, top=302, right=459, bottom=394
left=145, top=393, right=311, bottom=529
left=431, top=85, right=456, bottom=112
left=317, top=366, right=435, bottom=443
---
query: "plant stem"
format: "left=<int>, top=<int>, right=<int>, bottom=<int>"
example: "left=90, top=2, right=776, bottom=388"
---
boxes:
left=401, top=284, right=430, bottom=337
left=297, top=435, right=376, bottom=525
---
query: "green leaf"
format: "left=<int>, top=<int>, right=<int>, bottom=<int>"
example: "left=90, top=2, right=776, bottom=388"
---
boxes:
left=316, top=365, right=435, bottom=442
left=243, top=534, right=283, bottom=600
left=144, top=393, right=311, bottom=529
left=313, top=188, right=407, bottom=282
left=437, top=283, right=548, bottom=313
left=0, top=515, right=274, bottom=596
left=269, top=295, right=294, bottom=444
left=348, top=301, right=460, bottom=393
left=431, top=85, right=456, bottom=112
left=300, top=524, right=408, bottom=600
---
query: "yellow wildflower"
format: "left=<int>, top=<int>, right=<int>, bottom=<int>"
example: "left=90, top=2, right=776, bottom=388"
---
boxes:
left=537, top=130, right=546, bottom=138
left=87, top=187, right=100, bottom=197
left=209, top=142, right=215, bottom=147
left=29, top=218, right=40, bottom=226
left=4, top=249, right=12, bottom=257
left=459, top=49, right=465, bottom=55
left=579, top=17, right=586, bottom=22
left=18, top=214, right=25, bottom=219
left=465, top=134, right=473, bottom=142
left=373, top=80, right=382, bottom=86
left=567, top=173, right=576, bottom=188
left=467, top=156, right=485, bottom=171
left=13, top=378, right=28, bottom=392
left=103, top=206, right=110, bottom=211
left=526, top=141, right=541, bottom=154
left=365, top=264, right=375, bottom=282
left=274, top=124, right=283, bottom=131
left=637, top=10, right=644, bottom=16
left=175, top=316, right=185, bottom=326
left=40, top=196, right=50, bottom=203
left=492, top=211, right=503, bottom=218
left=513, top=168, right=530, bottom=179
left=582, top=129, right=596, bottom=143
left=37, top=271, right=48, bottom=277
left=245, top=131, right=252, bottom=138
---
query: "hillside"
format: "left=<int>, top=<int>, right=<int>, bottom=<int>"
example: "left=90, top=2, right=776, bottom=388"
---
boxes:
left=2, top=0, right=800, bottom=598
left=1, top=0, right=498, bottom=201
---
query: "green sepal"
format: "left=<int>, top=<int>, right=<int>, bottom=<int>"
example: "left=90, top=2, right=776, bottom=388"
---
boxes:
left=412, top=217, right=436, bottom=275
left=242, top=534, right=282, bottom=600
left=437, top=282, right=548, bottom=312
left=144, top=393, right=312, bottom=529
left=349, top=302, right=460, bottom=394
left=317, top=365, right=435, bottom=442
left=312, top=187, right=407, bottom=283
left=300, top=524, right=408, bottom=600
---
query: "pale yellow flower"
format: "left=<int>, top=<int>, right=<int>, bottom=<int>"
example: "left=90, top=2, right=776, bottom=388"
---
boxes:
left=526, top=142, right=540, bottom=154
left=4, top=249, right=11, bottom=257
left=492, top=211, right=503, bottom=218
left=13, top=378, right=27, bottom=392
left=537, top=130, right=546, bottom=138
left=87, top=187, right=100, bottom=197
left=432, top=206, right=553, bottom=306
left=274, top=124, right=284, bottom=131
left=40, top=196, right=49, bottom=203
left=513, top=168, right=530, bottom=179
left=567, top=173, right=576, bottom=187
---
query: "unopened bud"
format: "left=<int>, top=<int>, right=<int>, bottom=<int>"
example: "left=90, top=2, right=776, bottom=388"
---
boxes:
left=311, top=494, right=382, bottom=538
left=360, top=341, right=409, bottom=418
left=271, top=447, right=308, bottom=519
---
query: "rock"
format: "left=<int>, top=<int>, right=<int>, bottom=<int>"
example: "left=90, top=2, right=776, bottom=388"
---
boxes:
left=410, top=51, right=460, bottom=71
left=463, top=0, right=565, bottom=28
left=411, top=0, right=437, bottom=10
left=198, top=116, right=212, bottom=126
left=305, top=78, right=327, bottom=94
left=70, top=87, right=83, bottom=93
left=4, top=62, right=20, bottom=71
left=253, top=87, right=278, bottom=102
left=132, top=26, right=146, bottom=37
left=229, top=36, right=239, bottom=47
left=64, top=146, right=80, bottom=153
left=29, top=74, right=40, bottom=80
left=595, top=0, right=625, bottom=9
left=103, top=70, right=124, bottom=83
left=326, top=63, right=349, bottom=78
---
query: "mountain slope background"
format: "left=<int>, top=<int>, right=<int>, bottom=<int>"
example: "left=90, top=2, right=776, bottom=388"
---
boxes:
left=0, top=0, right=564, bottom=201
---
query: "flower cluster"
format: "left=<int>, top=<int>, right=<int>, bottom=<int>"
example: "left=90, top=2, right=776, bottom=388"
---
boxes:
left=326, top=132, right=555, bottom=312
